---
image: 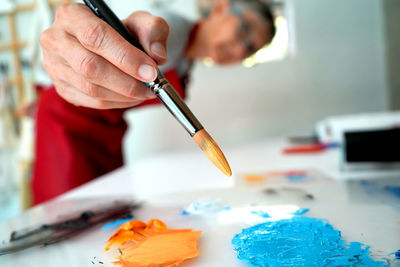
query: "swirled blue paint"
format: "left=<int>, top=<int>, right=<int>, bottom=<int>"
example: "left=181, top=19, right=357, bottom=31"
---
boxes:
left=232, top=216, right=387, bottom=267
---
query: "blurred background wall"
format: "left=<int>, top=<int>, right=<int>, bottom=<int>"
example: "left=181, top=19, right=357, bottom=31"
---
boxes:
left=383, top=0, right=400, bottom=110
left=119, top=0, right=389, bottom=163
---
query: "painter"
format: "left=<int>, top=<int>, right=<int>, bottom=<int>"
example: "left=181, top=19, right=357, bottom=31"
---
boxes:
left=33, top=0, right=275, bottom=204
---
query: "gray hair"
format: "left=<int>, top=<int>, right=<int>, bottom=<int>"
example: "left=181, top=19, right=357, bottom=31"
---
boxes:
left=198, top=0, right=276, bottom=41
left=231, top=0, right=276, bottom=40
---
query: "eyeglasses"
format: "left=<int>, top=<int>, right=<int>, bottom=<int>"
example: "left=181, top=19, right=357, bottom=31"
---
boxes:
left=231, top=6, right=256, bottom=56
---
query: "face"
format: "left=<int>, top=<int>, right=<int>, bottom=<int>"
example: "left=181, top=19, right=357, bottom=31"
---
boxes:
left=204, top=2, right=272, bottom=65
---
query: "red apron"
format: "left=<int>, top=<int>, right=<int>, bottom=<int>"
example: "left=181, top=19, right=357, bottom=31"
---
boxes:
left=32, top=69, right=186, bottom=205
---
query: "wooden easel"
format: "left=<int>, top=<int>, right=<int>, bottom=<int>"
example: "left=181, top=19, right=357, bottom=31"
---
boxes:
left=0, top=0, right=71, bottom=209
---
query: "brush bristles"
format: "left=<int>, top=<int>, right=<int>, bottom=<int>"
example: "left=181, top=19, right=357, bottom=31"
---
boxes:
left=193, top=129, right=232, bottom=177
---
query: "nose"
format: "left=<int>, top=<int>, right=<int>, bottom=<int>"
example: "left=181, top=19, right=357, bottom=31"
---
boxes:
left=221, top=43, right=247, bottom=63
left=218, top=42, right=247, bottom=64
left=233, top=42, right=249, bottom=60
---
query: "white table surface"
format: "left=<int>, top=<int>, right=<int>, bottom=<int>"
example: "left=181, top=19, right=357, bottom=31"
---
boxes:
left=57, top=138, right=400, bottom=201
left=1, top=138, right=400, bottom=266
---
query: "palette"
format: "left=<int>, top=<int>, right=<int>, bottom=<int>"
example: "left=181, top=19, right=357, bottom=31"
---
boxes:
left=0, top=174, right=399, bottom=266
left=235, top=168, right=333, bottom=187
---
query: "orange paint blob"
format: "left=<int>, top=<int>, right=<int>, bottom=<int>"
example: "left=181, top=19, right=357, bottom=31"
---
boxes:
left=244, top=175, right=265, bottom=182
left=105, top=219, right=201, bottom=267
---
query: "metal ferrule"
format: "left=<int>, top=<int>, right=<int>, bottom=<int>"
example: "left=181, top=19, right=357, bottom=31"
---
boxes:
left=148, top=72, right=203, bottom=136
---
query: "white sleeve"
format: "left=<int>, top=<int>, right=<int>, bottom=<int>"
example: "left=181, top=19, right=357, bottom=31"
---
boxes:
left=149, top=9, right=194, bottom=74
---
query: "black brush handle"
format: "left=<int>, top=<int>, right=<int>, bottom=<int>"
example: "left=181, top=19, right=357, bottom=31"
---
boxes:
left=83, top=0, right=145, bottom=52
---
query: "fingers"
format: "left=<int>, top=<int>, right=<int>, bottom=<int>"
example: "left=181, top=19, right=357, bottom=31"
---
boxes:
left=58, top=33, right=154, bottom=100
left=43, top=45, right=154, bottom=109
left=44, top=53, right=146, bottom=109
left=56, top=3, right=158, bottom=82
left=56, top=60, right=149, bottom=103
left=55, top=81, right=145, bottom=109
left=123, top=11, right=169, bottom=65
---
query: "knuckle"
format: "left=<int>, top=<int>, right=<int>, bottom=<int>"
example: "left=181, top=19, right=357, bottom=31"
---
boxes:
left=44, top=64, right=57, bottom=80
left=54, top=83, right=62, bottom=94
left=83, top=81, right=99, bottom=98
left=150, top=16, right=169, bottom=34
left=131, top=10, right=151, bottom=19
left=55, top=3, right=72, bottom=21
left=93, top=99, right=107, bottom=109
left=40, top=29, right=54, bottom=48
left=135, top=10, right=151, bottom=16
left=42, top=55, right=59, bottom=78
left=81, top=23, right=107, bottom=50
left=153, top=16, right=168, bottom=29
left=55, top=84, right=82, bottom=107
left=79, top=54, right=99, bottom=79
left=40, top=29, right=64, bottom=53
left=54, top=85, right=72, bottom=103
left=42, top=57, right=51, bottom=72
left=115, top=45, right=130, bottom=66
left=142, top=16, right=169, bottom=42
left=125, top=82, right=139, bottom=98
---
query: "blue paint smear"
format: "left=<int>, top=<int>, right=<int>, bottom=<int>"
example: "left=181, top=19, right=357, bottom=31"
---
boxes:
left=181, top=205, right=230, bottom=215
left=181, top=199, right=230, bottom=215
left=287, top=175, right=307, bottom=181
left=291, top=208, right=310, bottom=215
left=359, top=181, right=400, bottom=200
left=180, top=210, right=190, bottom=216
left=385, top=186, right=400, bottom=198
left=395, top=249, right=400, bottom=259
left=232, top=216, right=387, bottom=267
left=359, top=180, right=380, bottom=195
left=101, top=215, right=134, bottom=230
left=251, top=210, right=271, bottom=218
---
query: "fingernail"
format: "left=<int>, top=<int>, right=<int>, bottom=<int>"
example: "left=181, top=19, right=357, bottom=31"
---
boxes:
left=150, top=42, right=167, bottom=59
left=138, top=64, right=157, bottom=81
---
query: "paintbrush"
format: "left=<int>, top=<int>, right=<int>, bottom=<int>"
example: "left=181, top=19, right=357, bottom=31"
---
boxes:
left=83, top=0, right=231, bottom=176
left=0, top=201, right=139, bottom=255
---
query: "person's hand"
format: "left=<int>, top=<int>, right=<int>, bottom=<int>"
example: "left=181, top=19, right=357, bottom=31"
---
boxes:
left=40, top=3, right=169, bottom=109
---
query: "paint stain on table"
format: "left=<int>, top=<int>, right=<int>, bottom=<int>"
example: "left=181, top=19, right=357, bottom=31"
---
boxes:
left=385, top=186, right=400, bottom=199
left=232, top=216, right=388, bottom=267
left=290, top=208, right=310, bottom=215
left=181, top=198, right=230, bottom=215
left=243, top=170, right=309, bottom=183
left=102, top=215, right=134, bottom=230
left=251, top=210, right=271, bottom=218
left=105, top=219, right=201, bottom=267
left=394, top=249, right=400, bottom=259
